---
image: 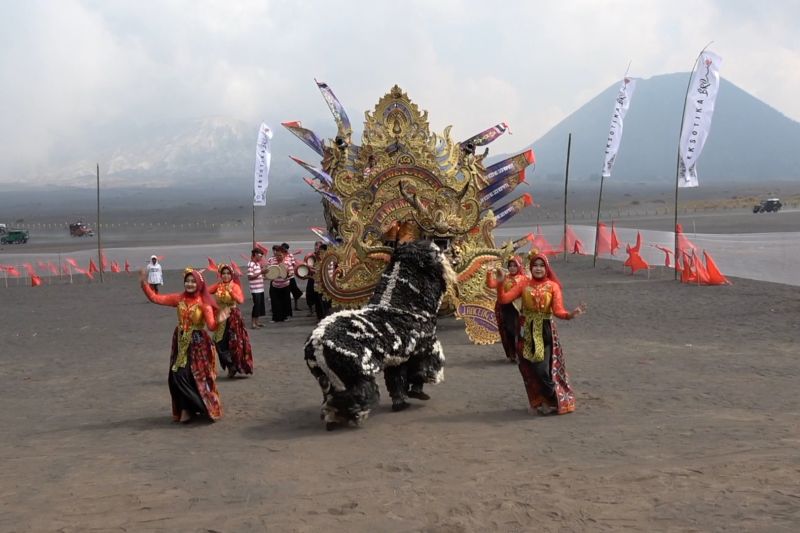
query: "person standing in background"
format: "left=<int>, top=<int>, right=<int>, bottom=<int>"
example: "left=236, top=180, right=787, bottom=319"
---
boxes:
left=281, top=242, right=304, bottom=311
left=146, top=255, right=163, bottom=293
left=266, top=245, right=293, bottom=322
left=247, top=248, right=266, bottom=329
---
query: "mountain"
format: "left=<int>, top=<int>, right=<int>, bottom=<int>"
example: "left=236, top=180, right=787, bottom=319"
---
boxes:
left=29, top=116, right=309, bottom=193
left=520, top=73, right=800, bottom=185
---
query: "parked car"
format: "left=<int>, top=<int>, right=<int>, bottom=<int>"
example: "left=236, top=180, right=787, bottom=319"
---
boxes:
left=69, top=221, right=94, bottom=237
left=753, top=198, right=782, bottom=213
left=1, top=229, right=29, bottom=244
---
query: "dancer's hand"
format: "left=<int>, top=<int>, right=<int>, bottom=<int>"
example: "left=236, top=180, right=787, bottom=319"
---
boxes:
left=494, top=267, right=505, bottom=281
left=572, top=302, right=587, bottom=318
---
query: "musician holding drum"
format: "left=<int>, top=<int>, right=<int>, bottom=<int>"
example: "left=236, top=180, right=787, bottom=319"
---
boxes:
left=265, top=245, right=294, bottom=322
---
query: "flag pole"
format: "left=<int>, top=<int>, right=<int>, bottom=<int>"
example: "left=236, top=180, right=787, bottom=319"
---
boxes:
left=595, top=62, right=632, bottom=268
left=252, top=205, right=256, bottom=249
left=562, top=133, right=572, bottom=262
left=96, top=163, right=104, bottom=283
left=592, top=176, right=604, bottom=267
left=673, top=42, right=713, bottom=280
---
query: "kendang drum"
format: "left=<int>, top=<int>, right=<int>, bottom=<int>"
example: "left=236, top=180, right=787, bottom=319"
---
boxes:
left=296, top=264, right=312, bottom=280
left=264, top=264, right=286, bottom=280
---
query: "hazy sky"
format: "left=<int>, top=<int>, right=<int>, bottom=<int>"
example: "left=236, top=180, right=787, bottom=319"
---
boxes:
left=1, top=0, right=798, bottom=182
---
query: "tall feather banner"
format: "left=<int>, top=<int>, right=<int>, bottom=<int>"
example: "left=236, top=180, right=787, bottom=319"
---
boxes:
left=601, top=77, right=636, bottom=178
left=253, top=122, right=273, bottom=206
left=679, top=50, right=723, bottom=188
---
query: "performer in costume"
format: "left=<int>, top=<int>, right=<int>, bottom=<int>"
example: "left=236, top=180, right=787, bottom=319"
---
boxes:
left=305, top=241, right=452, bottom=430
left=140, top=267, right=223, bottom=423
left=495, top=250, right=586, bottom=415
left=208, top=264, right=254, bottom=378
left=486, top=256, right=527, bottom=363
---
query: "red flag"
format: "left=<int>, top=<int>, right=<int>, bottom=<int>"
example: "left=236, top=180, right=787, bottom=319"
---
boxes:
left=4, top=265, right=20, bottom=277
left=675, top=223, right=698, bottom=268
left=703, top=251, right=730, bottom=285
left=207, top=257, right=218, bottom=271
left=230, top=260, right=242, bottom=276
left=610, top=222, right=620, bottom=255
left=654, top=245, right=673, bottom=268
left=66, top=258, right=80, bottom=268
left=596, top=222, right=612, bottom=256
left=562, top=226, right=584, bottom=255
left=100, top=253, right=108, bottom=271
left=88, top=259, right=99, bottom=273
left=694, top=253, right=711, bottom=284
left=23, top=263, right=36, bottom=277
left=31, top=275, right=42, bottom=287
left=680, top=252, right=696, bottom=283
left=37, top=261, right=48, bottom=271
left=48, top=262, right=59, bottom=275
left=124, top=259, right=131, bottom=273
left=623, top=232, right=649, bottom=274
left=111, top=261, right=121, bottom=273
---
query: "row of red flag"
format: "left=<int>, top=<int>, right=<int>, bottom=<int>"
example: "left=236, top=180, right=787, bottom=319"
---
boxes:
left=524, top=223, right=730, bottom=285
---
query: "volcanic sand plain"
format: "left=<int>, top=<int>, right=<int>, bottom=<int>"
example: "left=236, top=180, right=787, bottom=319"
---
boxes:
left=1, top=247, right=799, bottom=531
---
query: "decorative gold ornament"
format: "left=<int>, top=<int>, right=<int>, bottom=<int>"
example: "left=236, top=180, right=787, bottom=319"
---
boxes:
left=290, top=85, right=534, bottom=343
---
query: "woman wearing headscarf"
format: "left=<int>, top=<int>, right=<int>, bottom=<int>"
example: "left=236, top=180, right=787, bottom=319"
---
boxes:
left=495, top=250, right=586, bottom=415
left=146, top=255, right=163, bottom=293
left=208, top=264, right=254, bottom=378
left=140, top=267, right=223, bottom=423
left=486, top=256, right=528, bottom=363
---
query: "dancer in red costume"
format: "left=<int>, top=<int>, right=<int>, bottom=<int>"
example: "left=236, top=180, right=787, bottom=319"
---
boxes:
left=486, top=256, right=528, bottom=363
left=140, top=267, right=223, bottom=423
left=208, top=264, right=254, bottom=378
left=496, top=250, right=586, bottom=415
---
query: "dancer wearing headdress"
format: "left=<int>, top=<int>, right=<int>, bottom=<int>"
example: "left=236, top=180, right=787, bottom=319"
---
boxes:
left=486, top=256, right=528, bottom=363
left=208, top=264, right=254, bottom=378
left=140, top=267, right=223, bottom=423
left=495, top=250, right=586, bottom=415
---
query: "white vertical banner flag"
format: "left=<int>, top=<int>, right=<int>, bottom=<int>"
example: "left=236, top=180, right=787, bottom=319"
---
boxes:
left=602, top=77, right=637, bottom=178
left=678, top=50, right=723, bottom=188
left=253, top=123, right=272, bottom=206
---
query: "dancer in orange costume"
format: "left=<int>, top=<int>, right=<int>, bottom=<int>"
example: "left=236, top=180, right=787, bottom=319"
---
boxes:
left=140, top=268, right=223, bottom=423
left=496, top=251, right=586, bottom=415
left=208, top=264, right=254, bottom=378
left=486, top=256, right=528, bottom=363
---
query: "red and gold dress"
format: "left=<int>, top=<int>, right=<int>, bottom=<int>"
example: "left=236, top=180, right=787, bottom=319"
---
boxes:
left=209, top=279, right=253, bottom=376
left=142, top=278, right=223, bottom=421
left=486, top=257, right=528, bottom=362
left=497, top=257, right=576, bottom=415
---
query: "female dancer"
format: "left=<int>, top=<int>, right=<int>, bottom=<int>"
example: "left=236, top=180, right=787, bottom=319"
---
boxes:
left=495, top=250, right=586, bottom=415
left=140, top=267, right=223, bottom=423
left=208, top=264, right=254, bottom=378
left=486, top=256, right=528, bottom=363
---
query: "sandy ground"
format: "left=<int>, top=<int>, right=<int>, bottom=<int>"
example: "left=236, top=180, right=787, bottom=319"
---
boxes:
left=1, top=255, right=799, bottom=532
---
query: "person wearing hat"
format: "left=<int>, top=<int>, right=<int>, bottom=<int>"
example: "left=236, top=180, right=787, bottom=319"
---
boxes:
left=247, top=248, right=267, bottom=329
left=146, top=255, right=163, bottom=293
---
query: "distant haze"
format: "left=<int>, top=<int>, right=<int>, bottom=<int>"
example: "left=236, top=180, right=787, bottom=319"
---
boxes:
left=7, top=72, right=800, bottom=196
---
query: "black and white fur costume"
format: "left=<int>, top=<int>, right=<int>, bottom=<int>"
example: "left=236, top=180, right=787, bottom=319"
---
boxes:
left=304, top=240, right=454, bottom=429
